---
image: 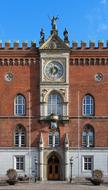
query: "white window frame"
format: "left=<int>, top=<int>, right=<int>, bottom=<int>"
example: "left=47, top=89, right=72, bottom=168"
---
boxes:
left=82, top=156, right=93, bottom=172
left=82, top=125, right=94, bottom=147
left=48, top=131, right=60, bottom=147
left=15, top=130, right=25, bottom=147
left=14, top=94, right=26, bottom=116
left=82, top=131, right=94, bottom=147
left=48, top=93, right=62, bottom=116
left=83, top=95, right=94, bottom=116
left=14, top=156, right=25, bottom=171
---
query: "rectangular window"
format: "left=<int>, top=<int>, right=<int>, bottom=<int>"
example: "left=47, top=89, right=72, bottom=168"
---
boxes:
left=21, top=133, right=25, bottom=146
left=55, top=134, right=59, bottom=145
left=83, top=156, right=93, bottom=171
left=49, top=134, right=53, bottom=146
left=15, top=156, right=25, bottom=171
left=49, top=132, right=60, bottom=147
left=15, top=132, right=25, bottom=147
left=15, top=132, right=19, bottom=146
left=82, top=134, right=87, bottom=147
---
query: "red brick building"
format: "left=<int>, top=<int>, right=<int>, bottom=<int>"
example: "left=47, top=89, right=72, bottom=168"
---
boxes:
left=0, top=17, right=108, bottom=181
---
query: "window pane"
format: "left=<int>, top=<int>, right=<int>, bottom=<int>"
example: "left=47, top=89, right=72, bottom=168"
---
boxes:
left=15, top=127, right=25, bottom=147
left=49, top=133, right=53, bottom=146
left=48, top=93, right=62, bottom=115
left=15, top=156, right=24, bottom=170
left=84, top=157, right=92, bottom=171
left=83, top=95, right=94, bottom=116
left=15, top=95, right=25, bottom=116
left=82, top=126, right=94, bottom=147
left=82, top=132, right=87, bottom=146
left=55, top=132, right=60, bottom=145
left=88, top=163, right=92, bottom=170
left=16, top=163, right=19, bottom=170
left=49, top=131, right=60, bottom=146
left=21, top=133, right=25, bottom=145
left=89, top=132, right=93, bottom=146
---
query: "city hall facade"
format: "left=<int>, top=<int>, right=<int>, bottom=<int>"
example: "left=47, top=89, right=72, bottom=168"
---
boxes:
left=0, top=18, right=108, bottom=181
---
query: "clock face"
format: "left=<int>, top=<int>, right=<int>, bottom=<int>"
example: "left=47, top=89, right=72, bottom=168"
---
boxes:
left=44, top=61, right=63, bottom=80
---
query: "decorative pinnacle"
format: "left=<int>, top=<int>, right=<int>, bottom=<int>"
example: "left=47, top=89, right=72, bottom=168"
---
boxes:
left=63, top=28, right=69, bottom=44
left=39, top=28, right=45, bottom=46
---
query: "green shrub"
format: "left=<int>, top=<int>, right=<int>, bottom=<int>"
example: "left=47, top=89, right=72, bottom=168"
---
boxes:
left=6, top=169, right=17, bottom=185
left=91, top=169, right=103, bottom=185
left=92, top=169, right=103, bottom=179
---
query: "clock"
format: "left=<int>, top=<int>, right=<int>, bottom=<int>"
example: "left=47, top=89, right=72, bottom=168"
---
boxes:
left=44, top=61, right=63, bottom=80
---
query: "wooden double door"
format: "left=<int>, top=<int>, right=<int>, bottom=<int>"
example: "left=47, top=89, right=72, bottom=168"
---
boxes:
left=48, top=155, right=60, bottom=180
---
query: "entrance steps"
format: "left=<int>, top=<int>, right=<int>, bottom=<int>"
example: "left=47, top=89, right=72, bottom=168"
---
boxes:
left=40, top=179, right=91, bottom=185
left=40, top=180, right=67, bottom=184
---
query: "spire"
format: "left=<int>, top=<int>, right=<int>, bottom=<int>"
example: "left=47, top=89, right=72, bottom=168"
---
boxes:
left=63, top=28, right=69, bottom=46
left=39, top=132, right=44, bottom=148
left=39, top=28, right=45, bottom=46
left=64, top=133, right=69, bottom=149
left=51, top=16, right=58, bottom=35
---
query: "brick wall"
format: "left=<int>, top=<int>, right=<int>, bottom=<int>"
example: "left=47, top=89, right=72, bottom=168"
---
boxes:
left=0, top=48, right=108, bottom=148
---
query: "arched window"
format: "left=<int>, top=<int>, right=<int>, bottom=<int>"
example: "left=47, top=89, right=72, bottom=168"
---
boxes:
left=82, top=94, right=94, bottom=116
left=82, top=124, right=94, bottom=147
left=49, top=131, right=60, bottom=147
left=14, top=94, right=26, bottom=116
left=48, top=92, right=62, bottom=116
left=15, top=124, right=26, bottom=147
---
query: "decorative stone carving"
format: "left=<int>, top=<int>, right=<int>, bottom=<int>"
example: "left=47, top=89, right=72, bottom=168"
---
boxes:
left=0, top=58, right=38, bottom=66
left=63, top=28, right=69, bottom=46
left=70, top=58, right=108, bottom=66
left=41, top=89, right=48, bottom=102
left=51, top=16, right=58, bottom=30
left=39, top=28, right=45, bottom=46
left=60, top=88, right=66, bottom=96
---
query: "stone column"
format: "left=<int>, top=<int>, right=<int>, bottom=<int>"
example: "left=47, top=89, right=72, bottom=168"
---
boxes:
left=64, top=133, right=69, bottom=181
left=39, top=133, right=44, bottom=181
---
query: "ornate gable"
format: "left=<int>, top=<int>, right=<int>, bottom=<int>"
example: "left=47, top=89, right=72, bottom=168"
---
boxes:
left=40, top=33, right=70, bottom=50
left=39, top=16, right=70, bottom=50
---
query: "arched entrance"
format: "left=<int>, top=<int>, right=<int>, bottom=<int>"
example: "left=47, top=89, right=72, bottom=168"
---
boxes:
left=47, top=154, right=60, bottom=180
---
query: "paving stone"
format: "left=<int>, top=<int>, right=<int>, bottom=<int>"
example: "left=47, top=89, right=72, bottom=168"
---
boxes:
left=0, top=182, right=107, bottom=190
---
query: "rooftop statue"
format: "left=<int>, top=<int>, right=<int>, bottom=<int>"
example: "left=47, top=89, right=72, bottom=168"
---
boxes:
left=39, top=28, right=45, bottom=46
left=51, top=16, right=59, bottom=30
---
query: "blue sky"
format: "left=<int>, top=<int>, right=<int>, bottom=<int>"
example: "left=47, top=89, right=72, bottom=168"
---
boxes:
left=0, top=0, right=108, bottom=46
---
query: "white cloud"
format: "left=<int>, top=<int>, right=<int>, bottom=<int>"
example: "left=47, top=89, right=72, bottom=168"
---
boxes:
left=101, top=23, right=108, bottom=31
left=85, top=1, right=108, bottom=41
left=100, top=0, right=107, bottom=4
left=97, top=23, right=108, bottom=33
